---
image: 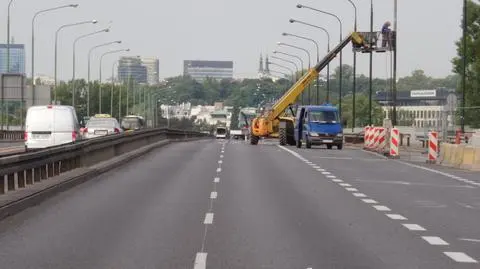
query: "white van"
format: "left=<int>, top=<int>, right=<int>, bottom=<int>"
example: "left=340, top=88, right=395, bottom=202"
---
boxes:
left=25, top=105, right=82, bottom=151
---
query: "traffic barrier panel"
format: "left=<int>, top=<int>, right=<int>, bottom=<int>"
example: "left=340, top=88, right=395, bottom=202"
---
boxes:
left=473, top=147, right=480, bottom=171
left=461, top=146, right=476, bottom=170
left=363, top=126, right=372, bottom=149
left=389, top=128, right=400, bottom=158
left=427, top=131, right=438, bottom=164
left=452, top=144, right=465, bottom=168
left=439, top=143, right=452, bottom=165
left=371, top=127, right=380, bottom=150
left=377, top=127, right=387, bottom=153
left=367, top=126, right=375, bottom=149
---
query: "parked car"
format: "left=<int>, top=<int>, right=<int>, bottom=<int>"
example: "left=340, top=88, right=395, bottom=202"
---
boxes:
left=25, top=105, right=82, bottom=151
left=83, top=117, right=123, bottom=139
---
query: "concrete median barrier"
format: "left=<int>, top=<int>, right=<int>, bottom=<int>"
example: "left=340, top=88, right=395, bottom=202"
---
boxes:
left=473, top=147, right=480, bottom=171
left=461, top=146, right=476, bottom=170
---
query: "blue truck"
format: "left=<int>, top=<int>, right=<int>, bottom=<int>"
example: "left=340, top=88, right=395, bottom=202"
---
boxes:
left=294, top=105, right=344, bottom=149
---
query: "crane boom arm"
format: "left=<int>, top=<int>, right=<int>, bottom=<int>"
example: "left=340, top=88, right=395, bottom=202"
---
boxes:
left=267, top=32, right=364, bottom=122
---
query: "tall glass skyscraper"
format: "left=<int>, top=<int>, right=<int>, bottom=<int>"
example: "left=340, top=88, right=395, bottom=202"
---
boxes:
left=0, top=44, right=25, bottom=74
left=117, top=56, right=148, bottom=84
left=183, top=60, right=233, bottom=81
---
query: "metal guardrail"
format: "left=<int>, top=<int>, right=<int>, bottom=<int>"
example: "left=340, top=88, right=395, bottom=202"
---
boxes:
left=0, top=130, right=24, bottom=141
left=0, top=128, right=209, bottom=195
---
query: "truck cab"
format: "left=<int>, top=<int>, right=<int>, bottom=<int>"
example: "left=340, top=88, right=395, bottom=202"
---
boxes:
left=294, top=105, right=344, bottom=149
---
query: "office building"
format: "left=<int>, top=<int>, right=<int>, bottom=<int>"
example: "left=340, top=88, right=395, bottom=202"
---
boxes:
left=141, top=57, right=160, bottom=85
left=118, top=56, right=147, bottom=84
left=375, top=88, right=458, bottom=128
left=183, top=60, right=233, bottom=81
left=0, top=44, right=25, bottom=74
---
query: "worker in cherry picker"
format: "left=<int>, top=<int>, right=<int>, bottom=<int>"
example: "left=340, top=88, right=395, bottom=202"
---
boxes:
left=381, top=21, right=392, bottom=48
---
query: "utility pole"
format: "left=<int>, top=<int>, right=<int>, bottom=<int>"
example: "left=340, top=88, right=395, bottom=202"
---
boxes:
left=462, top=0, right=467, bottom=133
left=392, top=0, right=398, bottom=126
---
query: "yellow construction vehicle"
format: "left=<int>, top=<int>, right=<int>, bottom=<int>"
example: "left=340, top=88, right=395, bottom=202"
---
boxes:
left=250, top=32, right=366, bottom=145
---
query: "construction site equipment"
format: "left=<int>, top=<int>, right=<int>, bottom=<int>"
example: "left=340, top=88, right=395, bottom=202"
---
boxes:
left=250, top=32, right=366, bottom=145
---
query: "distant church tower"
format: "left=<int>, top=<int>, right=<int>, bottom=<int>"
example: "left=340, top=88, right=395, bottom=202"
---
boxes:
left=258, top=54, right=264, bottom=74
left=264, top=54, right=270, bottom=74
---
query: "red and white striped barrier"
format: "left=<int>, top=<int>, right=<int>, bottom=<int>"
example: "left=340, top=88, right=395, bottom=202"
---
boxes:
left=363, top=126, right=373, bottom=149
left=428, top=131, right=438, bottom=164
left=389, top=128, right=399, bottom=158
left=377, top=127, right=387, bottom=153
left=372, top=127, right=381, bottom=149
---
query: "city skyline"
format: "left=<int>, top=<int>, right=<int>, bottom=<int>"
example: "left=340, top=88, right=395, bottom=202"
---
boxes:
left=0, top=0, right=463, bottom=81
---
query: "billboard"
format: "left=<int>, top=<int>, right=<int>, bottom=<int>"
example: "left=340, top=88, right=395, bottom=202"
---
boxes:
left=410, top=90, right=437, bottom=98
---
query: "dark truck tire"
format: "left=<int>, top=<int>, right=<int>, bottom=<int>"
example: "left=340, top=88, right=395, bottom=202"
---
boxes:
left=337, top=143, right=343, bottom=150
left=327, top=144, right=333, bottom=150
left=306, top=138, right=312, bottom=149
left=279, top=128, right=287, bottom=146
left=296, top=140, right=302, bottom=148
left=250, top=135, right=259, bottom=145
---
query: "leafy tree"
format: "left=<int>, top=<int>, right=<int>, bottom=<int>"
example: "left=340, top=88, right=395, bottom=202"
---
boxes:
left=230, top=106, right=240, bottom=129
left=452, top=0, right=480, bottom=128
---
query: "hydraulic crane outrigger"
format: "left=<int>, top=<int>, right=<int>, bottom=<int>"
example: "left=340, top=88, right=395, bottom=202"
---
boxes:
left=249, top=32, right=367, bottom=145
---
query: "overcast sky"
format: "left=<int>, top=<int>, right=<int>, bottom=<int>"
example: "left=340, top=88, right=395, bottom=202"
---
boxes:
left=1, top=0, right=462, bottom=81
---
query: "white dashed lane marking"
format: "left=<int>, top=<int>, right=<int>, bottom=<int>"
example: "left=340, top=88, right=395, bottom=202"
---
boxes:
left=277, top=145, right=479, bottom=265
left=443, top=252, right=478, bottom=263
left=210, top=192, right=218, bottom=199
left=218, top=160, right=223, bottom=164
left=373, top=205, right=391, bottom=212
left=216, top=168, right=222, bottom=173
left=204, top=213, right=214, bottom=224
left=214, top=177, right=220, bottom=183
left=386, top=214, right=408, bottom=220
left=193, top=252, right=208, bottom=269
left=422, top=236, right=449, bottom=246
left=362, top=199, right=378, bottom=204
left=402, top=224, right=426, bottom=231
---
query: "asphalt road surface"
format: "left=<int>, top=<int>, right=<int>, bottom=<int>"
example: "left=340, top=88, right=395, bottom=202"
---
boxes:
left=0, top=139, right=478, bottom=268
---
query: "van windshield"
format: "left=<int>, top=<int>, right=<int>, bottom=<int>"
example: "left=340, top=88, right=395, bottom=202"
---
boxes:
left=216, top=128, right=226, bottom=135
left=309, top=110, right=338, bottom=123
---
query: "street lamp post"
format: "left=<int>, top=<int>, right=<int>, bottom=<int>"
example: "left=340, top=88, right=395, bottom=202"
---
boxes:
left=99, top=48, right=130, bottom=114
left=87, top=40, right=121, bottom=116
left=346, top=0, right=357, bottom=131
left=462, top=0, right=467, bottom=133
left=369, top=0, right=373, bottom=125
left=283, top=32, right=320, bottom=104
left=267, top=61, right=295, bottom=82
left=6, top=0, right=16, bottom=73
left=31, top=4, right=78, bottom=105
left=289, top=19, right=331, bottom=103
left=271, top=55, right=299, bottom=81
left=54, top=19, right=98, bottom=101
left=72, top=27, right=110, bottom=107
left=297, top=4, right=343, bottom=116
left=113, top=61, right=122, bottom=118
left=277, top=42, right=311, bottom=104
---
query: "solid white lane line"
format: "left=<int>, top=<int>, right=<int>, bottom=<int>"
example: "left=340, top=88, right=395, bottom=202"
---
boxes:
left=332, top=179, right=343, bottom=183
left=339, top=183, right=352, bottom=187
left=353, top=193, right=367, bottom=197
left=210, top=192, right=218, bottom=199
left=193, top=252, right=208, bottom=269
left=373, top=205, right=391, bottom=212
left=214, top=177, right=220, bottom=183
left=395, top=160, right=480, bottom=188
left=443, top=252, right=478, bottom=263
left=422, top=236, right=449, bottom=245
left=216, top=168, right=222, bottom=173
left=459, top=238, right=480, bottom=243
left=402, top=224, right=426, bottom=231
left=386, top=214, right=408, bottom=220
left=204, top=213, right=214, bottom=224
left=346, top=188, right=358, bottom=192
left=362, top=199, right=378, bottom=204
